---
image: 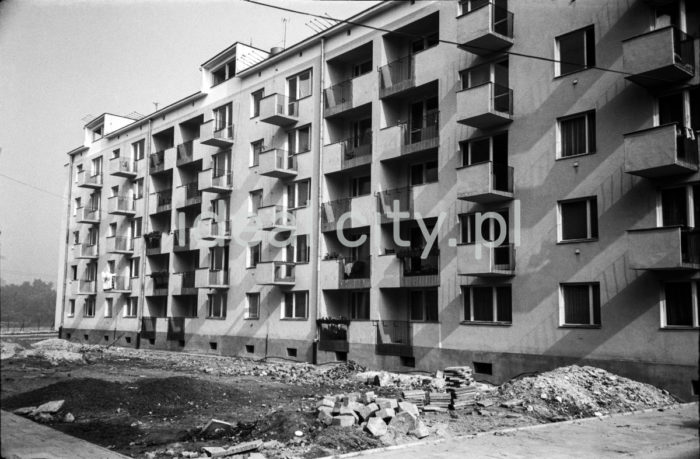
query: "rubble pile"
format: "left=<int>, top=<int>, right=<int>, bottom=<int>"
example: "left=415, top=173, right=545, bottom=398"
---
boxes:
left=13, top=399, right=75, bottom=424
left=316, top=391, right=430, bottom=440
left=498, top=365, right=678, bottom=419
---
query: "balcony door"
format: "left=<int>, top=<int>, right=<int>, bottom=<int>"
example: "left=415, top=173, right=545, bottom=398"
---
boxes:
left=209, top=246, right=229, bottom=272
left=214, top=103, right=232, bottom=131
left=409, top=97, right=438, bottom=144
left=212, top=151, right=231, bottom=177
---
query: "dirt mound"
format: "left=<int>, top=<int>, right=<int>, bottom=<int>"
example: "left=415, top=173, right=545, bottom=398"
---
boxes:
left=498, top=365, right=677, bottom=420
left=0, top=341, right=24, bottom=360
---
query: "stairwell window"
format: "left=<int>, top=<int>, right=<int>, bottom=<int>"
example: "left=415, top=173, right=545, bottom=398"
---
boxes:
left=294, top=234, right=309, bottom=263
left=207, top=293, right=227, bottom=319
left=409, top=288, right=439, bottom=322
left=557, top=111, right=596, bottom=158
left=558, top=197, right=598, bottom=242
left=68, top=300, right=75, bottom=317
left=287, top=180, right=311, bottom=209
left=132, top=139, right=145, bottom=161
left=129, top=257, right=140, bottom=278
left=283, top=291, right=308, bottom=319
left=133, top=179, right=144, bottom=200
left=288, top=69, right=312, bottom=101
left=462, top=285, right=512, bottom=324
left=245, top=293, right=260, bottom=320
left=555, top=26, right=595, bottom=76
left=662, top=282, right=698, bottom=328
left=104, top=298, right=113, bottom=318
left=250, top=139, right=264, bottom=167
left=559, top=283, right=601, bottom=327
left=247, top=242, right=261, bottom=268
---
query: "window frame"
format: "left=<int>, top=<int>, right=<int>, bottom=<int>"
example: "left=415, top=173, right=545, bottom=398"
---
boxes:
left=247, top=242, right=261, bottom=268
left=554, top=25, right=595, bottom=77
left=287, top=69, right=313, bottom=101
left=245, top=292, right=260, bottom=320
left=556, top=110, right=596, bottom=159
left=250, top=139, right=265, bottom=167
left=408, top=288, right=439, bottom=322
left=68, top=299, right=75, bottom=317
left=559, top=282, right=601, bottom=327
left=251, top=89, right=264, bottom=118
left=350, top=290, right=370, bottom=320
left=125, top=297, right=138, bottom=317
left=661, top=281, right=699, bottom=329
left=132, top=139, right=145, bottom=161
left=557, top=196, right=599, bottom=243
left=207, top=293, right=227, bottom=319
left=282, top=291, right=309, bottom=320
left=461, top=285, right=513, bottom=325
left=287, top=179, right=311, bottom=209
left=83, top=297, right=96, bottom=318
left=104, top=297, right=113, bottom=318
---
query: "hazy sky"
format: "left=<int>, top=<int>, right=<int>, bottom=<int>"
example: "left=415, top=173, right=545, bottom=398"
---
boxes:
left=0, top=0, right=378, bottom=286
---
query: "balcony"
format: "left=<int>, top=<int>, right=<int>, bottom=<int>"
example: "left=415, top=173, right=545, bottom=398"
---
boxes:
left=108, top=195, right=136, bottom=216
left=171, top=271, right=197, bottom=295
left=198, top=168, right=233, bottom=193
left=73, top=243, right=98, bottom=259
left=146, top=272, right=169, bottom=296
left=76, top=170, right=103, bottom=189
left=323, top=72, right=374, bottom=117
left=106, top=236, right=134, bottom=255
left=317, top=319, right=350, bottom=353
left=457, top=83, right=513, bottom=129
left=200, top=219, right=232, bottom=241
left=176, top=141, right=195, bottom=166
left=76, top=279, right=96, bottom=295
left=150, top=189, right=172, bottom=215
left=376, top=320, right=413, bottom=357
left=376, top=183, right=442, bottom=223
left=321, top=195, right=374, bottom=233
left=104, top=275, right=131, bottom=294
left=623, top=124, right=699, bottom=178
left=622, top=26, right=695, bottom=88
left=110, top=156, right=138, bottom=178
left=375, top=252, right=440, bottom=288
left=173, top=228, right=195, bottom=252
left=320, top=257, right=371, bottom=290
left=323, top=135, right=372, bottom=175
left=259, top=93, right=299, bottom=126
left=255, top=261, right=295, bottom=286
left=458, top=243, right=515, bottom=277
left=195, top=268, right=230, bottom=289
left=457, top=162, right=514, bottom=203
left=75, top=206, right=100, bottom=224
left=145, top=232, right=173, bottom=256
left=200, top=119, right=234, bottom=147
left=255, top=205, right=295, bottom=231
left=258, top=148, right=297, bottom=179
left=176, top=181, right=202, bottom=208
left=457, top=2, right=514, bottom=55
left=378, top=117, right=439, bottom=161
left=628, top=227, right=700, bottom=271
left=379, top=56, right=414, bottom=99
left=149, top=150, right=166, bottom=174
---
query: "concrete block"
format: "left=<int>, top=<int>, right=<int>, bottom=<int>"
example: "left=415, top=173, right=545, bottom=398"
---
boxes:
left=398, top=401, right=419, bottom=417
left=318, top=410, right=334, bottom=426
left=331, top=415, right=355, bottom=427
left=366, top=417, right=388, bottom=437
left=409, top=420, right=430, bottom=439
left=376, top=397, right=398, bottom=410
left=389, top=411, right=417, bottom=435
left=375, top=407, right=395, bottom=420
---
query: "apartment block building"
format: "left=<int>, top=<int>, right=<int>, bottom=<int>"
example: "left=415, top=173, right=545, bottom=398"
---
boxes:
left=55, top=0, right=699, bottom=399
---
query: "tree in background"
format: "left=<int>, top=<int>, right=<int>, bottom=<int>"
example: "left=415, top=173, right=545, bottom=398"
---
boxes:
left=0, top=279, right=56, bottom=328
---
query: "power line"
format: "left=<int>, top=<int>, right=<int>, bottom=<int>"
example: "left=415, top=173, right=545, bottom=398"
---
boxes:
left=0, top=172, right=67, bottom=200
left=242, top=0, right=674, bottom=83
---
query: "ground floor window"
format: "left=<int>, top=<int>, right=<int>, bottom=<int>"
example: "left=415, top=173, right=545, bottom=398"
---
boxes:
left=246, top=293, right=260, bottom=319
left=663, top=282, right=699, bottom=328
left=560, top=283, right=601, bottom=326
left=462, top=285, right=512, bottom=324
left=409, top=288, right=438, bottom=322
left=125, top=297, right=138, bottom=317
left=283, top=291, right=308, bottom=319
left=207, top=294, right=227, bottom=319
left=83, top=297, right=95, bottom=317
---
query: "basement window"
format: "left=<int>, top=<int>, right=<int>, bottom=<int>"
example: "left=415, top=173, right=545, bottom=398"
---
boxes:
left=83, top=334, right=89, bottom=341
left=66, top=333, right=72, bottom=340
left=692, top=380, right=699, bottom=396
left=473, top=361, right=493, bottom=375
left=335, top=352, right=347, bottom=362
left=104, top=335, right=109, bottom=342
left=148, top=339, right=155, bottom=346
left=401, top=356, right=416, bottom=368
left=210, top=342, right=218, bottom=351
left=125, top=337, right=131, bottom=344
left=246, top=345, right=255, bottom=354
left=286, top=347, right=297, bottom=358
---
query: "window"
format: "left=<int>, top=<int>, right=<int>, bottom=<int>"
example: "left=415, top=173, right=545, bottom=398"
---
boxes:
left=87, top=227, right=99, bottom=246
left=129, top=258, right=140, bottom=278
left=560, top=283, right=601, bottom=326
left=409, top=289, right=438, bottom=322
left=461, top=132, right=508, bottom=167
left=558, top=111, right=596, bottom=158
left=558, top=197, right=598, bottom=242
left=287, top=69, right=312, bottom=101
left=353, top=60, right=372, bottom=77
left=288, top=125, right=311, bottom=154
left=350, top=291, right=370, bottom=320
left=410, top=161, right=438, bottom=186
left=459, top=0, right=490, bottom=16
left=248, top=243, right=261, bottom=268
left=84, top=297, right=95, bottom=317
left=287, top=180, right=310, bottom=208
left=460, top=59, right=508, bottom=91
left=68, top=299, right=75, bottom=317
left=132, top=139, right=145, bottom=161
left=213, top=103, right=233, bottom=131
left=108, top=223, right=117, bottom=237
left=92, top=124, right=103, bottom=141
left=294, top=234, right=309, bottom=263
left=249, top=189, right=263, bottom=215
left=411, top=32, right=439, bottom=54
left=462, top=286, right=512, bottom=324
left=91, top=157, right=103, bottom=177
left=133, top=179, right=144, bottom=200
left=86, top=262, right=97, bottom=282
left=74, top=197, right=81, bottom=215
left=555, top=26, right=595, bottom=76
left=660, top=185, right=697, bottom=227
left=211, top=59, right=235, bottom=86
left=210, top=246, right=229, bottom=271
left=72, top=231, right=80, bottom=245
left=71, top=265, right=78, bottom=281
left=125, top=297, right=138, bottom=317
left=662, top=282, right=698, bottom=328
left=251, top=89, right=264, bottom=117
left=251, top=139, right=264, bottom=167
left=207, top=293, right=227, bottom=318
left=104, top=298, right=113, bottom=318
left=245, top=293, right=260, bottom=320
left=131, top=218, right=142, bottom=238
left=112, top=148, right=120, bottom=159
left=110, top=186, right=119, bottom=198
left=351, top=176, right=371, bottom=197
left=283, top=291, right=308, bottom=319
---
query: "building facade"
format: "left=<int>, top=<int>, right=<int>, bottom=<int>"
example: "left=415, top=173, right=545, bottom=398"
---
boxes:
left=55, top=0, right=699, bottom=399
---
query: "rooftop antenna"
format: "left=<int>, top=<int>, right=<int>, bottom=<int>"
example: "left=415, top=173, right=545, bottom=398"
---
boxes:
left=282, top=18, right=289, bottom=48
left=153, top=102, right=159, bottom=112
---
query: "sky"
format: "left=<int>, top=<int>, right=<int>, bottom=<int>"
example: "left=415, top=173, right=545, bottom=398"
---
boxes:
left=0, top=0, right=380, bottom=286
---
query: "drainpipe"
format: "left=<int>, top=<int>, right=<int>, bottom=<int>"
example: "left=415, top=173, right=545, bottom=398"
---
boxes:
left=137, top=117, right=153, bottom=347
left=312, top=36, right=327, bottom=364
left=58, top=155, right=75, bottom=334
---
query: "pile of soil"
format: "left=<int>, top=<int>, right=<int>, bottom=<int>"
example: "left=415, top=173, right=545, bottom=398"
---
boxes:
left=498, top=365, right=678, bottom=420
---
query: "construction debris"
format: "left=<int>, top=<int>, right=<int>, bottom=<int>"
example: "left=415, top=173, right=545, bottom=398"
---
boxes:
left=401, top=389, right=427, bottom=407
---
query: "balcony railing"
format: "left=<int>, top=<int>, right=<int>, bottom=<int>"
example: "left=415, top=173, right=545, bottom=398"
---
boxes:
left=318, top=320, right=350, bottom=353
left=457, top=82, right=513, bottom=128
left=259, top=93, right=299, bottom=126
left=148, top=272, right=169, bottom=295
left=623, top=26, right=695, bottom=88
left=623, top=123, right=699, bottom=178
left=110, top=156, right=138, bottom=177
left=457, top=161, right=514, bottom=203
left=199, top=168, right=233, bottom=193
left=457, top=2, right=514, bottom=55
left=376, top=320, right=413, bottom=357
left=153, top=189, right=172, bottom=214
left=78, top=279, right=96, bottom=295
left=258, top=148, right=298, bottom=178
left=209, top=269, right=229, bottom=287
left=149, top=150, right=166, bottom=174
left=76, top=170, right=103, bottom=188
left=181, top=181, right=202, bottom=206
left=338, top=257, right=371, bottom=289
left=172, top=271, right=196, bottom=295
left=103, top=275, right=131, bottom=292
left=75, top=243, right=98, bottom=259
left=106, top=236, right=134, bottom=254
left=144, top=233, right=162, bottom=255
left=324, top=79, right=353, bottom=116
left=108, top=195, right=135, bottom=215
left=377, top=187, right=413, bottom=222
left=173, top=227, right=192, bottom=251
left=76, top=206, right=100, bottom=223
left=404, top=113, right=439, bottom=146
left=379, top=55, right=414, bottom=98
left=214, top=125, right=234, bottom=141
left=628, top=227, right=700, bottom=270
left=176, top=141, right=194, bottom=165
left=200, top=119, right=234, bottom=146
left=274, top=261, right=296, bottom=283
left=681, top=230, right=700, bottom=266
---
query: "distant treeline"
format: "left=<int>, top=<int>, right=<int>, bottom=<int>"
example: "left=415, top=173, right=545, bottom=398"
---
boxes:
left=0, top=279, right=56, bottom=326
